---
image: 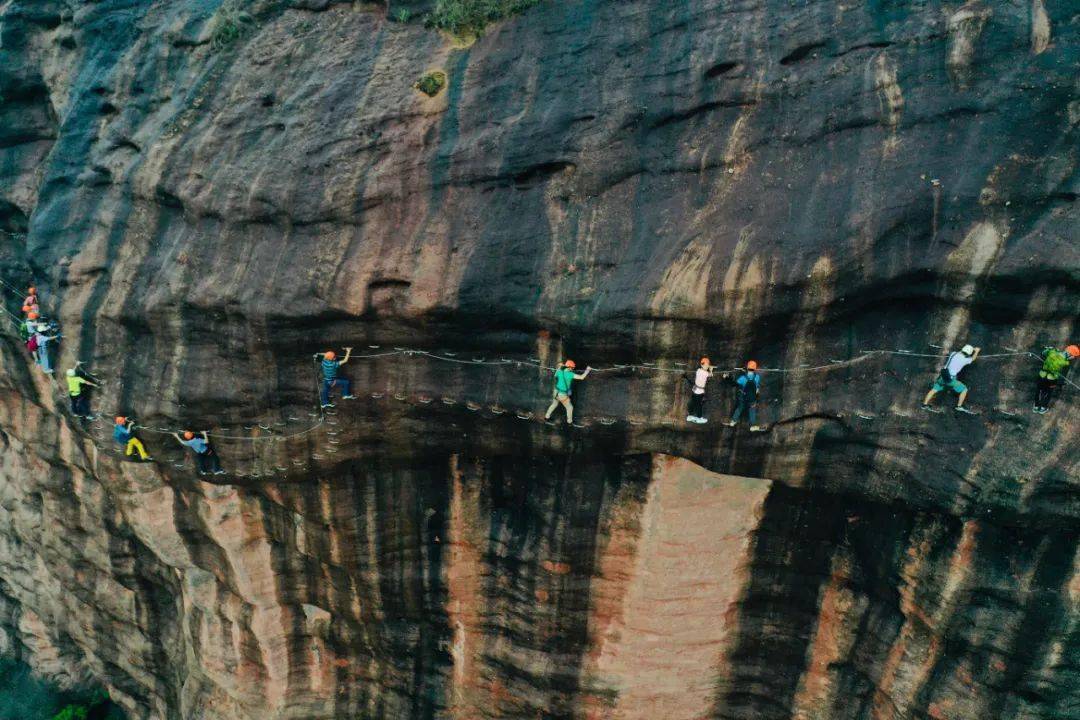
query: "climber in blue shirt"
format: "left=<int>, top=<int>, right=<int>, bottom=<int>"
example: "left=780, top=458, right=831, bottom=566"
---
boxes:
left=315, top=347, right=356, bottom=408
left=724, top=361, right=765, bottom=431
left=173, top=430, right=225, bottom=475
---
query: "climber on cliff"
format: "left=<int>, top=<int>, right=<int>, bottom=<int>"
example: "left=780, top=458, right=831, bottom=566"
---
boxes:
left=23, top=286, right=36, bottom=309
left=1033, top=344, right=1078, bottom=414
left=315, top=348, right=356, bottom=409
left=723, top=361, right=765, bottom=431
left=114, top=417, right=151, bottom=461
left=30, top=319, right=60, bottom=374
left=544, top=360, right=591, bottom=425
left=66, top=366, right=99, bottom=419
left=686, top=357, right=722, bottom=424
left=922, top=344, right=980, bottom=414
left=173, top=430, right=225, bottom=475
left=18, top=312, right=37, bottom=342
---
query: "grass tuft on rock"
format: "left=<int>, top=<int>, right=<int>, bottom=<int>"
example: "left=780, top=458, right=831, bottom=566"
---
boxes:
left=414, top=70, right=448, bottom=97
left=209, top=4, right=254, bottom=50
left=427, top=0, right=542, bottom=36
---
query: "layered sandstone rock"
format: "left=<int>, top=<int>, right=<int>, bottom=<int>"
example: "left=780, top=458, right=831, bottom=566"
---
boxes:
left=0, top=0, right=1077, bottom=718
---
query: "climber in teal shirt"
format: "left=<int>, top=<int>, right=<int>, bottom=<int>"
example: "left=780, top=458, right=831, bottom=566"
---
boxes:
left=544, top=359, right=591, bottom=425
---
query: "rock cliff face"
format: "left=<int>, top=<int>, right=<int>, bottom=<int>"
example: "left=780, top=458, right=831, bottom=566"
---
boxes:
left=0, top=1, right=1077, bottom=719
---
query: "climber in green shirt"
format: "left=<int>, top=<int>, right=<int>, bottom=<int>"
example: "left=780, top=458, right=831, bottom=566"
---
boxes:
left=1034, top=344, right=1078, bottom=414
left=544, top=359, right=591, bottom=425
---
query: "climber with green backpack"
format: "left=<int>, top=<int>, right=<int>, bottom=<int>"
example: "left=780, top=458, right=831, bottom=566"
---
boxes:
left=1034, top=344, right=1078, bottom=414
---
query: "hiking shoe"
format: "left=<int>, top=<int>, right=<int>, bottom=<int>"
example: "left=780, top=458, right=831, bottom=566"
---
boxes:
left=722, top=420, right=736, bottom=427
left=321, top=403, right=335, bottom=409
left=686, top=415, right=695, bottom=422
left=955, top=406, right=977, bottom=415
left=749, top=425, right=765, bottom=432
left=214, top=470, right=226, bottom=475
left=342, top=395, right=356, bottom=400
left=695, top=417, right=708, bottom=424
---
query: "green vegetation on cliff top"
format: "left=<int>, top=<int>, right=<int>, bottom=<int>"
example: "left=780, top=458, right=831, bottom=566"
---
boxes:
left=427, top=0, right=542, bottom=35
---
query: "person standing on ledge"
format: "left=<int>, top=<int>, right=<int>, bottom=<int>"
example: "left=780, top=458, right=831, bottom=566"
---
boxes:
left=1034, top=344, right=1078, bottom=414
left=316, top=348, right=356, bottom=408
left=724, top=360, right=764, bottom=431
left=922, top=344, right=980, bottom=414
left=65, top=366, right=99, bottom=419
left=174, top=430, right=225, bottom=475
left=545, top=359, right=591, bottom=425
left=114, top=417, right=151, bottom=461
left=687, top=357, right=720, bottom=424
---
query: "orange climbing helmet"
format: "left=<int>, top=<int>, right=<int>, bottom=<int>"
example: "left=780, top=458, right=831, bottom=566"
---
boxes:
left=324, top=350, right=336, bottom=360
left=746, top=360, right=758, bottom=370
left=115, top=416, right=126, bottom=425
left=1067, top=345, right=1080, bottom=359
left=700, top=357, right=710, bottom=366
left=183, top=431, right=195, bottom=440
left=27, top=286, right=35, bottom=295
left=564, top=359, right=576, bottom=369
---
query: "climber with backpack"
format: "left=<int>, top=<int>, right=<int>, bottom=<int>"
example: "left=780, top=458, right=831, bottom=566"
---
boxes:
left=723, top=361, right=765, bottom=431
left=922, top=344, right=980, bottom=414
left=1034, top=344, right=1078, bottom=414
left=315, top=347, right=356, bottom=408
left=114, top=417, right=151, bottom=461
left=19, top=313, right=37, bottom=343
left=544, top=359, right=592, bottom=425
left=30, top=318, right=60, bottom=373
left=66, top=366, right=99, bottom=419
left=686, top=357, right=722, bottom=424
left=173, top=430, right=225, bottom=475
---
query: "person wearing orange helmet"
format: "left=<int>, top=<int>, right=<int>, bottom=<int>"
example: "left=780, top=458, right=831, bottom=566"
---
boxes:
left=18, top=313, right=37, bottom=343
left=114, top=417, right=151, bottom=461
left=23, top=286, right=36, bottom=309
left=1034, top=344, right=1078, bottom=414
left=723, top=360, right=764, bottom=431
left=544, top=359, right=592, bottom=425
left=173, top=430, right=225, bottom=475
left=315, top=347, right=356, bottom=408
left=686, top=357, right=721, bottom=424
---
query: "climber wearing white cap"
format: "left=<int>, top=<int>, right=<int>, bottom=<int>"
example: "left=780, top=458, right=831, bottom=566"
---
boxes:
left=66, top=366, right=99, bottom=419
left=922, top=344, right=980, bottom=414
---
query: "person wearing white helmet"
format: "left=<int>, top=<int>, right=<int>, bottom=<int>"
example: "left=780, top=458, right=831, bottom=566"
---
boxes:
left=922, top=344, right=980, bottom=413
left=65, top=365, right=99, bottom=419
left=31, top=320, right=60, bottom=373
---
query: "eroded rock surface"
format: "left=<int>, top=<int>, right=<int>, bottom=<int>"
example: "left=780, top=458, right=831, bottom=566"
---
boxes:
left=0, top=0, right=1077, bottom=718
